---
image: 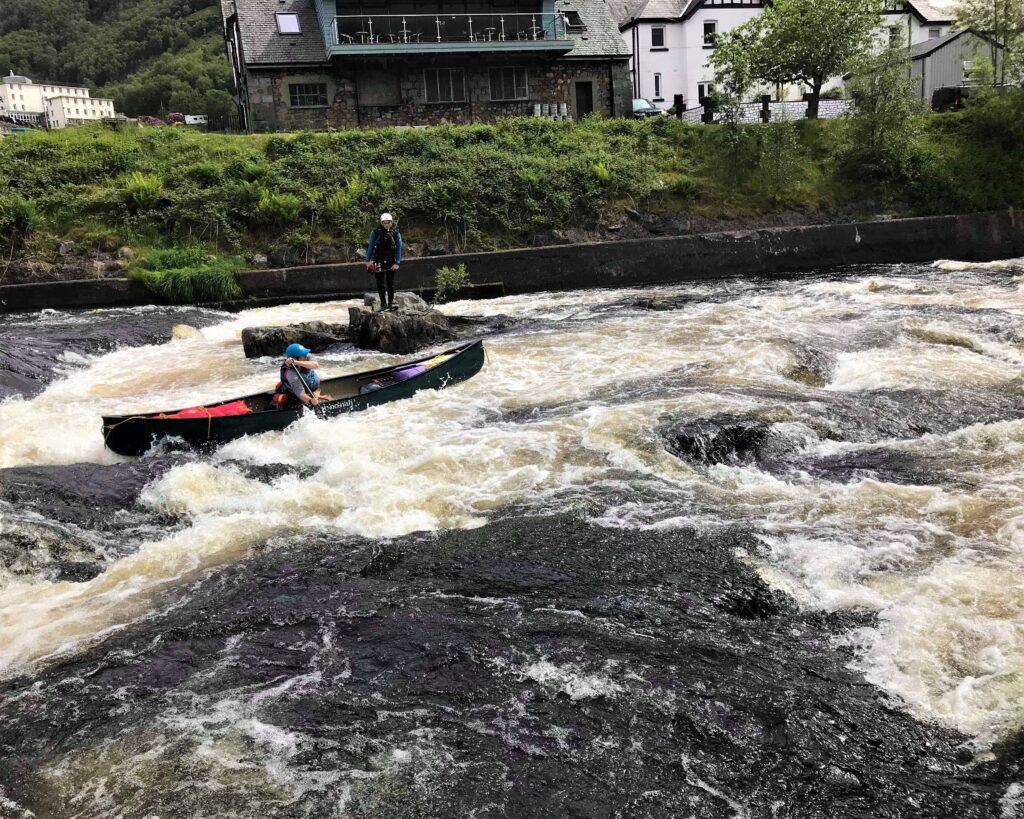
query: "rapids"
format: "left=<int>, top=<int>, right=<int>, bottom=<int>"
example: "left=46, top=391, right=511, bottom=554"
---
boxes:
left=1, top=259, right=1024, bottom=816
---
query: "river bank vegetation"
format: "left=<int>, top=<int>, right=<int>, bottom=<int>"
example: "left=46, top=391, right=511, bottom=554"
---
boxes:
left=1, top=87, right=1022, bottom=298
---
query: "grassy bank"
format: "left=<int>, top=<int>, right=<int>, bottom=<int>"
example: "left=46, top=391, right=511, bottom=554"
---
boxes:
left=1, top=95, right=1022, bottom=291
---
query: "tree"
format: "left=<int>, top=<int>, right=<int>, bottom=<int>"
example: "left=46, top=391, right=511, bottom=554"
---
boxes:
left=955, top=0, right=1024, bottom=85
left=710, top=0, right=884, bottom=118
left=845, top=42, right=924, bottom=179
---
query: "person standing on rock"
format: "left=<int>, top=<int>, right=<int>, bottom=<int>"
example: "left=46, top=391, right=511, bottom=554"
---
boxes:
left=365, top=212, right=402, bottom=312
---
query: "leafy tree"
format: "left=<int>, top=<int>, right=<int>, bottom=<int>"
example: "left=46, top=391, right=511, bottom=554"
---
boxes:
left=955, top=0, right=1024, bottom=84
left=845, top=42, right=924, bottom=179
left=710, top=0, right=884, bottom=118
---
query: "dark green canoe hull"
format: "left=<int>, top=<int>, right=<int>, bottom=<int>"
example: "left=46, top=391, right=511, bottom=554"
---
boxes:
left=102, top=340, right=485, bottom=457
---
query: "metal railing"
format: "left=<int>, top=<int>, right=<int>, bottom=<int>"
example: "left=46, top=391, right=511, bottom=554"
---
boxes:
left=333, top=12, right=565, bottom=45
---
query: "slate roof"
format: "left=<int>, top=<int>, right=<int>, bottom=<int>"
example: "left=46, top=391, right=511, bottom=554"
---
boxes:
left=910, top=27, right=995, bottom=59
left=223, top=0, right=329, bottom=66
left=610, top=0, right=696, bottom=25
left=906, top=0, right=954, bottom=23
left=560, top=0, right=632, bottom=57
left=223, top=0, right=626, bottom=63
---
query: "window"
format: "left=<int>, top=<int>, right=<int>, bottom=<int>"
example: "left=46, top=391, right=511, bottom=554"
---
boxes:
left=703, top=20, right=717, bottom=47
left=929, top=27, right=941, bottom=38
left=489, top=67, right=528, bottom=101
left=697, top=82, right=711, bottom=101
left=562, top=10, right=585, bottom=30
left=651, top=27, right=665, bottom=48
left=277, top=13, right=301, bottom=34
left=889, top=25, right=902, bottom=44
left=653, top=73, right=662, bottom=99
left=424, top=68, right=466, bottom=103
left=289, top=83, right=328, bottom=107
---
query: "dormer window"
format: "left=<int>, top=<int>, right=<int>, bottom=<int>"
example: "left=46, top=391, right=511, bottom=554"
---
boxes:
left=563, top=10, right=585, bottom=30
left=277, top=13, right=301, bottom=34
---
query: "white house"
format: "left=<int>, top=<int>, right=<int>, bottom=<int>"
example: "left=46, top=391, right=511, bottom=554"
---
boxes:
left=614, top=0, right=954, bottom=111
left=0, top=72, right=117, bottom=128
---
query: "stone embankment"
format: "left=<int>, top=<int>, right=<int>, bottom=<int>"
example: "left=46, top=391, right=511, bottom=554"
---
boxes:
left=2, top=210, right=1023, bottom=313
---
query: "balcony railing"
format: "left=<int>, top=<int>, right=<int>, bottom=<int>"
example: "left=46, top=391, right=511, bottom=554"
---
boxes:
left=333, top=12, right=566, bottom=46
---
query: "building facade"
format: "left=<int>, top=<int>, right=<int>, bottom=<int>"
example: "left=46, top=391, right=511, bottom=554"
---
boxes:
left=614, top=0, right=955, bottom=111
left=0, top=72, right=117, bottom=128
left=911, top=28, right=1004, bottom=100
left=221, top=0, right=632, bottom=131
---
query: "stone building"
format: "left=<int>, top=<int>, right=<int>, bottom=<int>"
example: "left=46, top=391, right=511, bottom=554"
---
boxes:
left=220, top=0, right=632, bottom=131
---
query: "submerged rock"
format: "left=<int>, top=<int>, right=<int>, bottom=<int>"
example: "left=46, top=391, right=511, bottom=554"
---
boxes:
left=0, top=459, right=184, bottom=583
left=0, top=307, right=224, bottom=400
left=0, top=514, right=1012, bottom=817
left=662, top=415, right=776, bottom=465
left=239, top=321, right=348, bottom=359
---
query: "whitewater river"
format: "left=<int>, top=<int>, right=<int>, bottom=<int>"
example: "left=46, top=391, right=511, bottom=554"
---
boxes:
left=1, top=261, right=1023, bottom=817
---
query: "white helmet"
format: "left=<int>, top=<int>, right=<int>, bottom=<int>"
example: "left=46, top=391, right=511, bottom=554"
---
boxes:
left=380, top=212, right=394, bottom=223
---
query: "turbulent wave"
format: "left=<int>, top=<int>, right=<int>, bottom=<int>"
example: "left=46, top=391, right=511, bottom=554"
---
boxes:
left=2, top=262, right=1024, bottom=813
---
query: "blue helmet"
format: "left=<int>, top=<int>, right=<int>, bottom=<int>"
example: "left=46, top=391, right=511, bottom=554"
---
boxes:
left=285, top=343, right=311, bottom=358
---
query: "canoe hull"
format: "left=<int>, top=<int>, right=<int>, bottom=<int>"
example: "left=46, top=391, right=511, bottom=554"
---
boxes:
left=102, top=340, right=485, bottom=457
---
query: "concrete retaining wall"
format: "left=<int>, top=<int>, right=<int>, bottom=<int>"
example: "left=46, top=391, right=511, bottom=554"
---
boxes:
left=2, top=210, right=1022, bottom=313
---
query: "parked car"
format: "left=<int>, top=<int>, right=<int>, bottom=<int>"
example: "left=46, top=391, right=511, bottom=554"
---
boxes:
left=632, top=98, right=666, bottom=119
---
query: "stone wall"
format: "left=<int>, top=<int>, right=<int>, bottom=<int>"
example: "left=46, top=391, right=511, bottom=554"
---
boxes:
left=246, top=57, right=631, bottom=131
left=3, top=211, right=1023, bottom=313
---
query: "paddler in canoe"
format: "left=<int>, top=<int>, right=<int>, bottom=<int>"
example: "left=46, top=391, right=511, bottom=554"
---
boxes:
left=271, top=343, right=331, bottom=408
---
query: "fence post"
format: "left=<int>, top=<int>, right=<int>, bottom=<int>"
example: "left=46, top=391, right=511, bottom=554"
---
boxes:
left=760, top=94, right=770, bottom=123
left=701, top=98, right=715, bottom=124
left=673, top=93, right=684, bottom=119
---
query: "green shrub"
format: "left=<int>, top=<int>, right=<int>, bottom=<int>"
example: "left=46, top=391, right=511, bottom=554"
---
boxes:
left=133, top=257, right=244, bottom=303
left=143, top=245, right=207, bottom=270
left=256, top=191, right=303, bottom=226
left=0, top=194, right=42, bottom=246
left=123, top=171, right=164, bottom=211
left=187, top=162, right=223, bottom=185
left=591, top=161, right=612, bottom=183
left=433, top=262, right=469, bottom=304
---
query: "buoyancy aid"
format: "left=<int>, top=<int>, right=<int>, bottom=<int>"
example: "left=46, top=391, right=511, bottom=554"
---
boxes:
left=277, top=361, right=320, bottom=396
left=371, top=227, right=398, bottom=267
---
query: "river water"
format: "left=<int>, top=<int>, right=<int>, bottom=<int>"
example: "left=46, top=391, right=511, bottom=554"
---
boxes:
left=1, top=261, right=1023, bottom=817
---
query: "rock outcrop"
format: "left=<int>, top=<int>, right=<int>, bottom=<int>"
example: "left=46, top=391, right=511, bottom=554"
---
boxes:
left=240, top=321, right=348, bottom=359
left=348, top=293, right=455, bottom=354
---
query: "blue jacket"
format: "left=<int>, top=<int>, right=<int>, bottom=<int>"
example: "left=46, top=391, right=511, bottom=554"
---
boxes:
left=366, top=227, right=402, bottom=265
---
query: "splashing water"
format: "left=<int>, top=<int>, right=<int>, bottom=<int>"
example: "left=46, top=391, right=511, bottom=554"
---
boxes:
left=2, top=262, right=1024, bottom=753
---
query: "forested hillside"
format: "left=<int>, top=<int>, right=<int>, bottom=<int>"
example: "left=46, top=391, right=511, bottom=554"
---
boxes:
left=0, top=0, right=233, bottom=118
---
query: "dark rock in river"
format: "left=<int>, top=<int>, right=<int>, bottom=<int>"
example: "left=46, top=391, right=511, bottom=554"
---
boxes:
left=0, top=514, right=1013, bottom=817
left=0, top=458, right=184, bottom=583
left=0, top=459, right=181, bottom=528
left=240, top=321, right=348, bottom=359
left=347, top=304, right=455, bottom=354
left=0, top=307, right=224, bottom=400
left=663, top=415, right=777, bottom=465
left=783, top=343, right=836, bottom=387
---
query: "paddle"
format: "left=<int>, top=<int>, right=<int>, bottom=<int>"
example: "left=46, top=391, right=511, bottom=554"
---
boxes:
left=288, top=361, right=332, bottom=412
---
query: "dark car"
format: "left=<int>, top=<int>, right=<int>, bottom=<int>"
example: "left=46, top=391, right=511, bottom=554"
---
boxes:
left=632, top=98, right=665, bottom=119
left=931, top=86, right=971, bottom=112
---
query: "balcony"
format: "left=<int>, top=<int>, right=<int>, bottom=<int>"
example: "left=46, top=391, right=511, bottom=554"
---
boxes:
left=329, top=12, right=573, bottom=55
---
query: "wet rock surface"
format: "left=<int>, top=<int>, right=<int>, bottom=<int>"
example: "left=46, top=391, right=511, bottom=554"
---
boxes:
left=0, top=458, right=184, bottom=582
left=348, top=305, right=456, bottom=354
left=663, top=415, right=777, bottom=465
left=0, top=514, right=1014, bottom=818
left=0, top=459, right=180, bottom=528
left=240, top=321, right=348, bottom=359
left=0, top=307, right=224, bottom=399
